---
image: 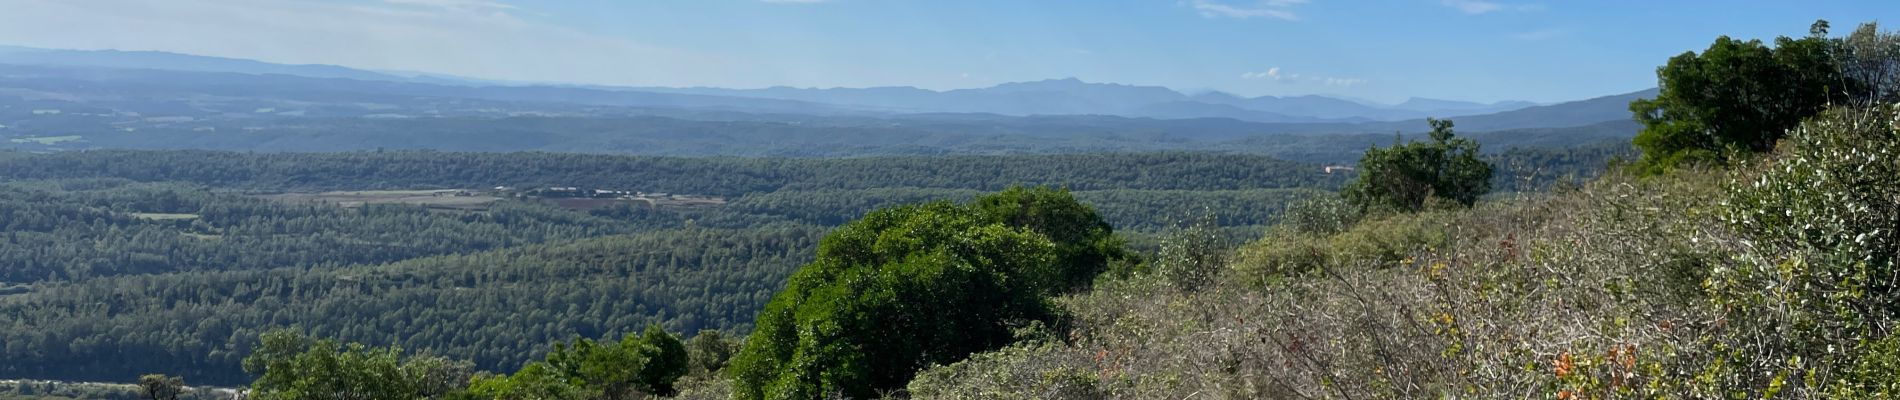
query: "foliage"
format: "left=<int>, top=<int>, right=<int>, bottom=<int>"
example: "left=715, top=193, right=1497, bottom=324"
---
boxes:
left=0, top=226, right=821, bottom=385
left=1152, top=215, right=1229, bottom=292
left=1628, top=23, right=1841, bottom=173
left=909, top=102, right=1900, bottom=398
left=728, top=187, right=1123, bottom=399
left=969, top=186, right=1130, bottom=293
left=241, top=329, right=474, bottom=400
left=1342, top=118, right=1493, bottom=212
left=1701, top=105, right=1900, bottom=397
left=0, top=379, right=229, bottom=400
left=470, top=324, right=688, bottom=400
left=0, top=151, right=1346, bottom=196
left=137, top=375, right=184, bottom=400
left=1279, top=195, right=1361, bottom=236
left=685, top=330, right=741, bottom=378
left=904, top=342, right=1104, bottom=400
left=1232, top=205, right=1452, bottom=285
left=1837, top=22, right=1900, bottom=106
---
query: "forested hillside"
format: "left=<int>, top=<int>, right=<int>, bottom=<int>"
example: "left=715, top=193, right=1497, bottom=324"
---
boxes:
left=0, top=151, right=1357, bottom=387
left=0, top=124, right=1630, bottom=393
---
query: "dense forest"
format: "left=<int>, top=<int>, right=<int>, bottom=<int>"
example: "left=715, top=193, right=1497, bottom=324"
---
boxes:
left=0, top=116, right=1641, bottom=394
left=0, top=139, right=1624, bottom=390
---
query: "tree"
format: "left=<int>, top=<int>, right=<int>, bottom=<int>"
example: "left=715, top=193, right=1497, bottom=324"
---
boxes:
left=1342, top=119, right=1493, bottom=212
left=970, top=186, right=1130, bottom=292
left=467, top=363, right=588, bottom=400
left=241, top=329, right=474, bottom=400
left=1629, top=24, right=1842, bottom=173
left=544, top=336, right=644, bottom=400
left=685, top=330, right=740, bottom=377
left=137, top=374, right=184, bottom=400
left=633, top=324, right=689, bottom=396
left=729, top=188, right=1122, bottom=399
left=1836, top=22, right=1900, bottom=105
left=473, top=325, right=689, bottom=400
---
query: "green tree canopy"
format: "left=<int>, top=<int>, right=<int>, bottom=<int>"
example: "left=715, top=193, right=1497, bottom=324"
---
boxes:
left=1629, top=26, right=1841, bottom=173
left=137, top=374, right=184, bottom=400
left=727, top=187, right=1123, bottom=399
left=469, top=324, right=689, bottom=400
left=241, top=329, right=474, bottom=400
left=1342, top=119, right=1493, bottom=212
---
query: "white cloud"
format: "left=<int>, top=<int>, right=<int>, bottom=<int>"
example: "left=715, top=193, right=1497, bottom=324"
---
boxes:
left=1187, top=0, right=1305, bottom=21
left=1440, top=0, right=1540, bottom=15
left=0, top=0, right=775, bottom=87
left=382, top=0, right=516, bottom=12
left=1240, top=67, right=1282, bottom=80
left=1440, top=0, right=1500, bottom=14
left=1241, top=66, right=1365, bottom=87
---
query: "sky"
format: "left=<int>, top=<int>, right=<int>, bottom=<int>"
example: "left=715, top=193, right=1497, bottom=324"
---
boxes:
left=0, top=0, right=1894, bottom=103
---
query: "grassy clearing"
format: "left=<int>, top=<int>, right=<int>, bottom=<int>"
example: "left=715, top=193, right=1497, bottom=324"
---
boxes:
left=256, top=190, right=503, bottom=210
left=129, top=212, right=200, bottom=221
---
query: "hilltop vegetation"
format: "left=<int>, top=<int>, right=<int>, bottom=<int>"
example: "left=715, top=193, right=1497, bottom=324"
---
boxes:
left=9, top=17, right=1895, bottom=400
left=903, top=21, right=1900, bottom=399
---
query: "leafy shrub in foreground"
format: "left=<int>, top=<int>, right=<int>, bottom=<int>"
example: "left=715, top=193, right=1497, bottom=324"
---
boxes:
left=1702, top=105, right=1900, bottom=397
left=728, top=187, right=1124, bottom=399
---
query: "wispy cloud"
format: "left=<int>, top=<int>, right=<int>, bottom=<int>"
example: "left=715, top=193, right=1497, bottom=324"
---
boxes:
left=1187, top=0, right=1306, bottom=21
left=1241, top=67, right=1366, bottom=87
left=1440, top=0, right=1539, bottom=15
left=381, top=0, right=516, bottom=12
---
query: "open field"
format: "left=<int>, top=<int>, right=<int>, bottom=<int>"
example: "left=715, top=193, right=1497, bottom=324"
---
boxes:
left=129, top=212, right=200, bottom=220
left=255, top=189, right=503, bottom=210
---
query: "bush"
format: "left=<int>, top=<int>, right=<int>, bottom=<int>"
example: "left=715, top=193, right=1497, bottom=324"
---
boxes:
left=1342, top=119, right=1493, bottom=213
left=468, top=324, right=689, bottom=400
left=1232, top=210, right=1452, bottom=286
left=1153, top=215, right=1229, bottom=292
left=242, top=329, right=475, bottom=400
left=728, top=187, right=1125, bottom=399
left=1701, top=105, right=1900, bottom=397
left=1280, top=195, right=1361, bottom=236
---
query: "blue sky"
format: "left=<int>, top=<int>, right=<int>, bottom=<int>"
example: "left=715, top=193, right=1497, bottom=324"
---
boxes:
left=0, top=0, right=1894, bottom=103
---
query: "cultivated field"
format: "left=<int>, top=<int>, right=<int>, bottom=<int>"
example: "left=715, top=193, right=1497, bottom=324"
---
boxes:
left=255, top=189, right=502, bottom=210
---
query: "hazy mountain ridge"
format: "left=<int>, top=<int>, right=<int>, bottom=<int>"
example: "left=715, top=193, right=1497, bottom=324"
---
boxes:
left=641, top=78, right=1546, bottom=122
left=0, top=44, right=1654, bottom=160
left=0, top=45, right=1567, bottom=122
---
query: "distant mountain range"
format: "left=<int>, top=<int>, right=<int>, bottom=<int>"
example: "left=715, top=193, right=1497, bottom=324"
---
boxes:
left=0, top=45, right=1599, bottom=123
left=0, top=43, right=1658, bottom=159
left=635, top=78, right=1545, bottom=123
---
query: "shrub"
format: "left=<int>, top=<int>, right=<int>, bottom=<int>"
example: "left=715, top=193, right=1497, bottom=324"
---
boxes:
left=1280, top=195, right=1361, bottom=236
left=728, top=187, right=1125, bottom=399
left=1701, top=105, right=1900, bottom=397
left=242, top=329, right=475, bottom=400
left=1153, top=215, right=1229, bottom=292
left=1342, top=119, right=1493, bottom=213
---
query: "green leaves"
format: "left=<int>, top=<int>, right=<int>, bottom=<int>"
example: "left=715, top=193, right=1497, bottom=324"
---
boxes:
left=137, top=374, right=185, bottom=400
left=1342, top=118, right=1493, bottom=213
left=730, top=187, right=1124, bottom=399
left=1629, top=25, right=1843, bottom=174
left=241, top=329, right=475, bottom=400
left=471, top=324, right=690, bottom=400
